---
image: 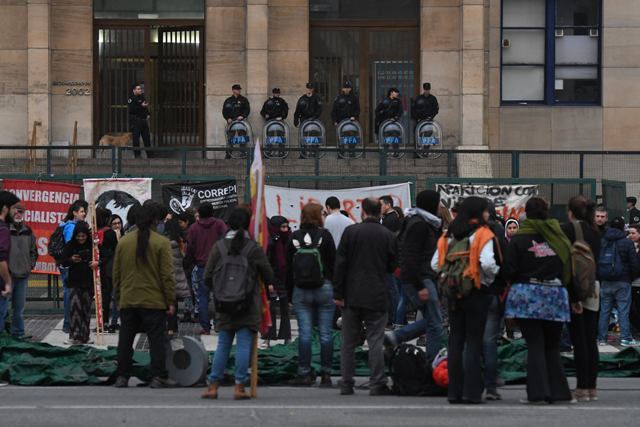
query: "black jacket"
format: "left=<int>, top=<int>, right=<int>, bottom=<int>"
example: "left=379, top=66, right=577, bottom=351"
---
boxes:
left=222, top=95, right=250, bottom=121
left=267, top=233, right=290, bottom=295
left=333, top=218, right=397, bottom=312
left=502, top=233, right=564, bottom=285
left=98, top=228, right=118, bottom=281
left=629, top=208, right=640, bottom=225
left=600, top=227, right=640, bottom=282
left=374, top=97, right=403, bottom=133
left=331, top=93, right=360, bottom=124
left=260, top=97, right=289, bottom=120
left=381, top=210, right=401, bottom=233
left=128, top=94, right=149, bottom=120
left=294, top=94, right=323, bottom=127
left=61, top=241, right=94, bottom=289
left=411, top=94, right=439, bottom=121
left=398, top=214, right=440, bottom=291
left=286, top=226, right=336, bottom=292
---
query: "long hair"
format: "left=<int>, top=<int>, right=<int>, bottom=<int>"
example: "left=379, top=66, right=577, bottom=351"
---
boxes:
left=163, top=217, right=182, bottom=243
left=227, top=208, right=251, bottom=255
left=96, top=207, right=112, bottom=229
left=135, top=205, right=155, bottom=263
left=447, top=196, right=489, bottom=240
left=568, top=196, right=596, bottom=229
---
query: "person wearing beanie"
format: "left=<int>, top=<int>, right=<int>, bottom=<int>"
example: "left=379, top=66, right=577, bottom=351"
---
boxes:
left=385, top=190, right=444, bottom=362
left=0, top=191, right=21, bottom=344
left=598, top=216, right=640, bottom=347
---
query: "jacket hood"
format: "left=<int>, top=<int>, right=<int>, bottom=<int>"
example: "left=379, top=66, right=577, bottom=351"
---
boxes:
left=197, top=217, right=219, bottom=229
left=604, top=227, right=627, bottom=241
left=405, top=207, right=442, bottom=229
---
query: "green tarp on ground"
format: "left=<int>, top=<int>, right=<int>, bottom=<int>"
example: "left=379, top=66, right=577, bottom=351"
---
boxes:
left=2, top=333, right=640, bottom=386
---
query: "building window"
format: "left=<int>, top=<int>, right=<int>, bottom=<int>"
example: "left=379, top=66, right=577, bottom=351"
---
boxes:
left=501, top=0, right=601, bottom=105
left=310, top=0, right=419, bottom=21
left=94, top=0, right=204, bottom=20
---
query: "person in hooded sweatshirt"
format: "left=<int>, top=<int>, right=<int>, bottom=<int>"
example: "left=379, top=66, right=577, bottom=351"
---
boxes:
left=186, top=203, right=228, bottom=335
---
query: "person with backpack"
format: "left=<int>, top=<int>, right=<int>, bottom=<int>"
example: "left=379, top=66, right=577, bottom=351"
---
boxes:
left=598, top=216, right=640, bottom=347
left=201, top=208, right=274, bottom=400
left=385, top=190, right=443, bottom=362
left=503, top=197, right=574, bottom=404
left=334, top=198, right=397, bottom=396
left=432, top=197, right=499, bottom=404
left=286, top=203, right=336, bottom=387
left=561, top=196, right=601, bottom=402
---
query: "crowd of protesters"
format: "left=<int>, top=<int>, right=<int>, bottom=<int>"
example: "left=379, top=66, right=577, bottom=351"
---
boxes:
left=3, top=186, right=640, bottom=403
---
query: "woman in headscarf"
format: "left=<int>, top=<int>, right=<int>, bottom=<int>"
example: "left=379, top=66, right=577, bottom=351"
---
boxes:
left=505, top=218, right=520, bottom=242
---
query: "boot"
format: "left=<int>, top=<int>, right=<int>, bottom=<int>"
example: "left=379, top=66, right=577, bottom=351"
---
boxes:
left=233, top=383, right=251, bottom=400
left=201, top=383, right=219, bottom=400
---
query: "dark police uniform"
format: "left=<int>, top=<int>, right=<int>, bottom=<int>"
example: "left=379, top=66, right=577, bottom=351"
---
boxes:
left=222, top=95, right=251, bottom=122
left=293, top=94, right=322, bottom=127
left=411, top=93, right=439, bottom=122
left=260, top=97, right=289, bottom=120
left=128, top=94, right=150, bottom=158
left=331, top=92, right=360, bottom=124
left=374, top=97, right=403, bottom=135
left=629, top=208, right=640, bottom=225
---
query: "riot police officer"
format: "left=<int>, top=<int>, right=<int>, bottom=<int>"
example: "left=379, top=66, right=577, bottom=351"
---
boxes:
left=293, top=82, right=322, bottom=127
left=223, top=84, right=250, bottom=123
left=332, top=81, right=360, bottom=158
left=260, top=87, right=289, bottom=121
left=411, top=82, right=439, bottom=122
left=375, top=88, right=404, bottom=157
left=128, top=83, right=151, bottom=159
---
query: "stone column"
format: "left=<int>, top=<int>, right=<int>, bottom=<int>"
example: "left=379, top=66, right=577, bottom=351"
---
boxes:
left=28, top=0, right=51, bottom=148
left=246, top=0, right=269, bottom=142
left=205, top=0, right=247, bottom=149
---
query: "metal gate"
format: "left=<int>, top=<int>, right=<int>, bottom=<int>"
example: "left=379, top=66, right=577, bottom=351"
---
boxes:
left=602, top=179, right=627, bottom=222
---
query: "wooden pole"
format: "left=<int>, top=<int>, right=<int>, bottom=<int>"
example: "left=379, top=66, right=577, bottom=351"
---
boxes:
left=90, top=202, right=104, bottom=345
left=250, top=332, right=258, bottom=397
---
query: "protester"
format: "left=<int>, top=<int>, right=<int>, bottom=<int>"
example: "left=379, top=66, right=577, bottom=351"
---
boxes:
left=379, top=195, right=401, bottom=233
left=433, top=197, right=499, bottom=404
left=504, top=197, right=574, bottom=404
left=108, top=214, right=125, bottom=331
left=110, top=214, right=124, bottom=240
left=113, top=205, right=177, bottom=388
left=324, top=196, right=354, bottom=249
left=385, top=190, right=443, bottom=362
left=0, top=191, right=21, bottom=341
left=629, top=225, right=640, bottom=334
left=264, top=216, right=292, bottom=347
left=561, top=196, right=601, bottom=402
left=6, top=202, right=37, bottom=339
left=334, top=198, right=397, bottom=396
left=287, top=203, right=336, bottom=387
left=95, top=207, right=118, bottom=331
left=177, top=212, right=196, bottom=323
left=598, top=217, right=640, bottom=347
left=163, top=218, right=191, bottom=336
left=186, top=203, right=228, bottom=335
left=505, top=218, right=519, bottom=241
left=201, top=208, right=274, bottom=400
left=595, top=206, right=608, bottom=236
left=61, top=221, right=97, bottom=345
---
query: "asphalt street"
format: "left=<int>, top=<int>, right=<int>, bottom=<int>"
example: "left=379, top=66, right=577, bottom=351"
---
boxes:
left=1, top=378, right=639, bottom=427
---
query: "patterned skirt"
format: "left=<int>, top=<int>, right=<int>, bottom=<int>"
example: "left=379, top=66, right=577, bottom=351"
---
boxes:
left=69, top=288, right=93, bottom=342
left=505, top=283, right=570, bottom=323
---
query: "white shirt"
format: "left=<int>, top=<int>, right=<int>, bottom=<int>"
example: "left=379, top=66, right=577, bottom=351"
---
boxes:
left=324, top=211, right=355, bottom=249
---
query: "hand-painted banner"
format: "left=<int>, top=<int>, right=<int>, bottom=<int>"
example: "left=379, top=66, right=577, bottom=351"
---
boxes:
left=162, top=180, right=238, bottom=220
left=2, top=179, right=82, bottom=275
left=265, top=183, right=412, bottom=230
left=436, top=183, right=539, bottom=220
left=83, top=178, right=152, bottom=229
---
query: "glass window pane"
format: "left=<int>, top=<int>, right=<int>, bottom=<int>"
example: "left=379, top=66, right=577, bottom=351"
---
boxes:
left=502, top=30, right=546, bottom=64
left=554, top=67, right=598, bottom=102
left=502, top=66, right=545, bottom=101
left=94, top=0, right=204, bottom=19
left=556, top=0, right=599, bottom=27
left=310, top=0, right=419, bottom=21
left=503, top=0, right=546, bottom=28
left=555, top=67, right=597, bottom=80
left=555, top=35, right=598, bottom=64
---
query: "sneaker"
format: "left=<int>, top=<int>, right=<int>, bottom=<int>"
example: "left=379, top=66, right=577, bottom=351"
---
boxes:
left=588, top=389, right=598, bottom=401
left=288, top=374, right=316, bottom=387
left=620, top=339, right=640, bottom=347
left=369, top=385, right=392, bottom=396
left=0, top=381, right=8, bottom=387
left=149, top=376, right=178, bottom=389
left=339, top=381, right=354, bottom=396
left=319, top=373, right=333, bottom=389
left=485, top=390, right=502, bottom=401
left=573, top=389, right=590, bottom=402
left=64, top=338, right=81, bottom=345
left=114, top=376, right=129, bottom=388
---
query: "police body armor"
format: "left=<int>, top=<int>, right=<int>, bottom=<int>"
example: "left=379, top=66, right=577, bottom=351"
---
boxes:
left=298, top=119, right=326, bottom=159
left=415, top=119, right=443, bottom=159
left=378, top=119, right=406, bottom=158
left=262, top=119, right=290, bottom=159
left=226, top=119, right=252, bottom=159
left=336, top=119, right=363, bottom=159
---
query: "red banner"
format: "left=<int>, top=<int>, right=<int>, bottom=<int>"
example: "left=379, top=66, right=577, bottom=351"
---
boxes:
left=2, top=180, right=82, bottom=275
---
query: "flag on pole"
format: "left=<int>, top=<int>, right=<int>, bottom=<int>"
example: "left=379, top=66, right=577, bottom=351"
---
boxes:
left=249, top=139, right=272, bottom=335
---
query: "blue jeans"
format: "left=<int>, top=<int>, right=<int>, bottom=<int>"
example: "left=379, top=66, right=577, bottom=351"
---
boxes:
left=0, top=277, right=28, bottom=337
left=193, top=266, right=211, bottom=331
left=599, top=281, right=633, bottom=342
left=395, top=279, right=408, bottom=325
left=293, top=282, right=336, bottom=376
left=482, top=294, right=502, bottom=391
left=393, top=278, right=443, bottom=361
left=387, top=274, right=400, bottom=325
left=60, top=268, right=70, bottom=331
left=209, top=327, right=253, bottom=384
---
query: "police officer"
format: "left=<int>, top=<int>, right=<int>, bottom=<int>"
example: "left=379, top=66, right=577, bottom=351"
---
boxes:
left=375, top=88, right=404, bottom=157
left=260, top=87, right=289, bottom=121
left=332, top=81, right=360, bottom=158
left=628, top=197, right=640, bottom=225
left=411, top=82, right=439, bottom=122
left=293, top=82, right=322, bottom=127
left=223, top=84, right=250, bottom=123
left=128, top=83, right=151, bottom=159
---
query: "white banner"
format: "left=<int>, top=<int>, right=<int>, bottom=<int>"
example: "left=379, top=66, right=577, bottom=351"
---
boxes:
left=436, top=183, right=539, bottom=220
left=265, top=182, right=412, bottom=229
left=83, top=178, right=153, bottom=228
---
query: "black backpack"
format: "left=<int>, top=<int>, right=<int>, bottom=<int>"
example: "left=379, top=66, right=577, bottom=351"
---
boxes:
left=48, top=225, right=67, bottom=264
left=292, top=230, right=324, bottom=289
left=211, top=240, right=255, bottom=315
left=389, top=344, right=446, bottom=396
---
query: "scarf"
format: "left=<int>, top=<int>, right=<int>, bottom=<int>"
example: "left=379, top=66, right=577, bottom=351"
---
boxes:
left=517, top=218, right=572, bottom=286
left=437, top=225, right=495, bottom=289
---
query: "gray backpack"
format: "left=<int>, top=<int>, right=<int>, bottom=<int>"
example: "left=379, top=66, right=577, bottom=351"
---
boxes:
left=212, top=239, right=255, bottom=314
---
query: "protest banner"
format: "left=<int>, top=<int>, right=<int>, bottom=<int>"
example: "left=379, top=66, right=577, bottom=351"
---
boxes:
left=162, top=180, right=238, bottom=220
left=2, top=179, right=82, bottom=275
left=436, top=183, right=538, bottom=219
left=83, top=178, right=152, bottom=228
left=265, top=183, right=412, bottom=229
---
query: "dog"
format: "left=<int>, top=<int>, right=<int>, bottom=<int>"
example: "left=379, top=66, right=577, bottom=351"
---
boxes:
left=99, top=133, right=132, bottom=147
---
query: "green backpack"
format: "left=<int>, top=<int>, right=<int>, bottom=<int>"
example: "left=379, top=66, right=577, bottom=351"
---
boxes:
left=438, top=237, right=474, bottom=300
